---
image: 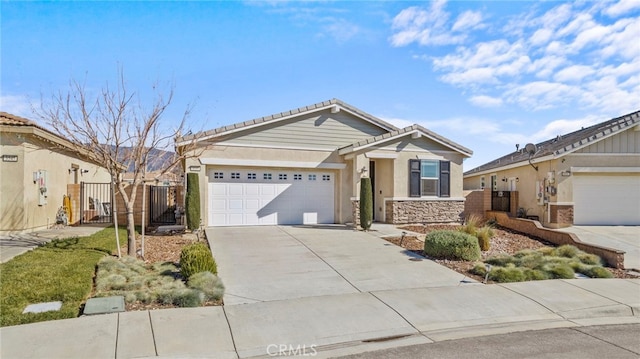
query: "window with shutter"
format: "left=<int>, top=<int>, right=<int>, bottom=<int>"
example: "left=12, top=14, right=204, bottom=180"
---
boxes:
left=408, top=159, right=451, bottom=198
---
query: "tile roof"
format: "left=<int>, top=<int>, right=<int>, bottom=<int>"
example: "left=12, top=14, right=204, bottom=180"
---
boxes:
left=177, top=98, right=399, bottom=143
left=464, top=109, right=640, bottom=175
left=339, top=124, right=473, bottom=156
left=0, top=112, right=39, bottom=127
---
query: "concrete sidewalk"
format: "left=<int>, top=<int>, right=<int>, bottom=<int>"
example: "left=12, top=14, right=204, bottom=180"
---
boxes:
left=0, top=224, right=109, bottom=263
left=1, top=278, right=638, bottom=358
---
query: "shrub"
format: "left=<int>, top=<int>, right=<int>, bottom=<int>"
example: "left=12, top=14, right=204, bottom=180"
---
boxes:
left=577, top=252, right=601, bottom=265
left=185, top=173, right=201, bottom=231
left=359, top=177, right=373, bottom=231
left=476, top=226, right=494, bottom=251
left=180, top=242, right=217, bottom=279
left=188, top=271, right=225, bottom=301
left=424, top=230, right=481, bottom=261
left=485, top=254, right=516, bottom=267
left=522, top=268, right=549, bottom=281
left=579, top=266, right=613, bottom=278
left=489, top=266, right=526, bottom=283
left=547, top=263, right=575, bottom=279
left=470, top=262, right=487, bottom=276
left=460, top=214, right=482, bottom=237
left=554, top=245, right=580, bottom=258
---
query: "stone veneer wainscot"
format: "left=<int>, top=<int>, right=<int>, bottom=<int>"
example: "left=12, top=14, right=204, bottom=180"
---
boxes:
left=385, top=199, right=464, bottom=224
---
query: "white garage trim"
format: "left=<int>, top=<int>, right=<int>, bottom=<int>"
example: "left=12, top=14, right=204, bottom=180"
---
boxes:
left=208, top=168, right=335, bottom=226
left=573, top=174, right=640, bottom=225
left=200, top=158, right=346, bottom=169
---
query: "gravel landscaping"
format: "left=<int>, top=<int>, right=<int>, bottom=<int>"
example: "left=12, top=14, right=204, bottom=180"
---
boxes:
left=386, top=224, right=633, bottom=282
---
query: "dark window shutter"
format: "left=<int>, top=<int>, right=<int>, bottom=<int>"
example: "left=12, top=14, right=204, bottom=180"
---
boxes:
left=439, top=160, right=450, bottom=197
left=409, top=159, right=421, bottom=197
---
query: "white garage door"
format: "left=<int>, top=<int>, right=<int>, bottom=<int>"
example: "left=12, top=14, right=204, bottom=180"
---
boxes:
left=208, top=169, right=334, bottom=226
left=573, top=174, right=640, bottom=225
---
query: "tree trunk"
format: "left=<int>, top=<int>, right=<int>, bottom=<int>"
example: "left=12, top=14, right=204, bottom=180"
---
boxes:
left=126, top=204, right=136, bottom=256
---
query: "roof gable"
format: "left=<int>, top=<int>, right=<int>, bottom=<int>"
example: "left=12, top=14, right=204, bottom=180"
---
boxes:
left=338, top=124, right=473, bottom=157
left=465, top=110, right=640, bottom=176
left=177, top=99, right=398, bottom=146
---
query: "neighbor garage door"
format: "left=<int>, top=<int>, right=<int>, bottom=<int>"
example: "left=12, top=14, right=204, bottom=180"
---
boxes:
left=573, top=174, right=640, bottom=225
left=208, top=168, right=334, bottom=226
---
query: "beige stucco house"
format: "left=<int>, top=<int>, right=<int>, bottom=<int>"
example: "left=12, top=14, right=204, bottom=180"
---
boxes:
left=464, top=110, right=640, bottom=227
left=0, top=112, right=111, bottom=233
left=178, top=99, right=472, bottom=227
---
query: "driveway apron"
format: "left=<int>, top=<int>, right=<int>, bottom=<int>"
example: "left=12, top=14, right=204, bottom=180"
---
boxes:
left=206, top=225, right=474, bottom=305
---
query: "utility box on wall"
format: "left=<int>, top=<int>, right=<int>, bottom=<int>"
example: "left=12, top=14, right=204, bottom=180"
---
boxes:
left=34, top=170, right=48, bottom=206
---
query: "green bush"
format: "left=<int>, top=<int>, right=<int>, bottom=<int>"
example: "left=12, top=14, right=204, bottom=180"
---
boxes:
left=577, top=252, right=601, bottom=265
left=185, top=173, right=201, bottom=231
left=188, top=271, right=225, bottom=301
left=547, top=263, right=575, bottom=279
left=554, top=245, right=580, bottom=258
left=488, top=266, right=526, bottom=283
left=579, top=266, right=613, bottom=278
left=359, top=177, right=373, bottom=231
left=460, top=214, right=482, bottom=236
left=485, top=254, right=516, bottom=267
left=180, top=242, right=217, bottom=279
left=424, top=230, right=481, bottom=261
left=470, top=262, right=487, bottom=276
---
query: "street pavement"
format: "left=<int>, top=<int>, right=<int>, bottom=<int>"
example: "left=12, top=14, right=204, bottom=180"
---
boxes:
left=0, top=224, right=639, bottom=358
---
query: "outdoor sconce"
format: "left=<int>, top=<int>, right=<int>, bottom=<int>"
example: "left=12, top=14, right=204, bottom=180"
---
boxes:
left=501, top=177, right=508, bottom=182
left=516, top=177, right=519, bottom=182
left=360, top=166, right=368, bottom=174
left=68, top=168, right=78, bottom=174
left=81, top=169, right=89, bottom=174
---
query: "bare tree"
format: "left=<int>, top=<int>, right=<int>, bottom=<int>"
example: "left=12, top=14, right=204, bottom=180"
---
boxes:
left=35, top=71, right=201, bottom=256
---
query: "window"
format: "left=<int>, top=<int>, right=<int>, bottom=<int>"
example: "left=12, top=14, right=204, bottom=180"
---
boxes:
left=247, top=173, right=256, bottom=180
left=214, top=172, right=224, bottom=179
left=409, top=159, right=450, bottom=198
left=263, top=173, right=272, bottom=180
left=294, top=174, right=302, bottom=181
left=491, top=174, right=497, bottom=191
left=480, top=176, right=485, bottom=189
left=278, top=173, right=288, bottom=180
left=231, top=172, right=240, bottom=179
left=308, top=174, right=316, bottom=181
left=420, top=161, right=439, bottom=196
left=322, top=174, right=331, bottom=181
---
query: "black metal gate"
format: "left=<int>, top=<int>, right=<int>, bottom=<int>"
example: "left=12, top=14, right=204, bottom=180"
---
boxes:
left=80, top=182, right=113, bottom=224
left=492, top=191, right=511, bottom=212
left=149, top=186, right=177, bottom=225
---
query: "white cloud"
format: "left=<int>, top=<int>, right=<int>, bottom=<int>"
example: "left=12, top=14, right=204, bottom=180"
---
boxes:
left=452, top=10, right=483, bottom=32
left=389, top=1, right=469, bottom=46
left=553, top=65, right=596, bottom=82
left=0, top=95, right=33, bottom=117
left=391, top=0, right=640, bottom=113
left=531, top=116, right=601, bottom=142
left=319, top=18, right=360, bottom=43
left=468, top=95, right=503, bottom=107
left=604, top=0, right=640, bottom=17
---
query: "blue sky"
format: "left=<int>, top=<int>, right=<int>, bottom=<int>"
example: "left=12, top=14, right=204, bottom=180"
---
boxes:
left=2, top=0, right=639, bottom=171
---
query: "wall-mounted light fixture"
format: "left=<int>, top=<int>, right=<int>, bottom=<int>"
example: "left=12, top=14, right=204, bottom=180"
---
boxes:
left=501, top=177, right=508, bottom=182
left=360, top=166, right=368, bottom=174
left=81, top=169, right=89, bottom=174
left=516, top=177, right=520, bottom=182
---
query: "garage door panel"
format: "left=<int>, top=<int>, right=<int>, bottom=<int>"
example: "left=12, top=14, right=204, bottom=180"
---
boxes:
left=574, top=175, right=640, bottom=225
left=209, top=169, right=334, bottom=226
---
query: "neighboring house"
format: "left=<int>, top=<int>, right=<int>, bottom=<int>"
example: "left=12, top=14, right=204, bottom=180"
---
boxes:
left=0, top=112, right=111, bottom=233
left=464, top=110, right=640, bottom=227
left=177, top=99, right=472, bottom=227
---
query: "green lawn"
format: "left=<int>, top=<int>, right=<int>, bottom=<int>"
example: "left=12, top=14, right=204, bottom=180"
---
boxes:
left=0, top=227, right=129, bottom=327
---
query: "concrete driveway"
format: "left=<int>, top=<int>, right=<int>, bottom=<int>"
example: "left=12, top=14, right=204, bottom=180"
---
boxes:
left=206, top=226, right=476, bottom=305
left=556, top=226, right=640, bottom=270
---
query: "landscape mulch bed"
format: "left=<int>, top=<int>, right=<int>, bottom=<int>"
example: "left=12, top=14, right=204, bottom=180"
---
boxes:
left=111, top=230, right=221, bottom=311
left=387, top=224, right=633, bottom=282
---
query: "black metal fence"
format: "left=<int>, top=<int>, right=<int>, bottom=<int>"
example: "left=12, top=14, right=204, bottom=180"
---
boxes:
left=491, top=191, right=511, bottom=212
left=149, top=186, right=177, bottom=225
left=80, top=182, right=113, bottom=224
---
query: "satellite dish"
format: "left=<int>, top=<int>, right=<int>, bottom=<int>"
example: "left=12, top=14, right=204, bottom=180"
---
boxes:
left=524, top=143, right=537, bottom=156
left=524, top=143, right=539, bottom=171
